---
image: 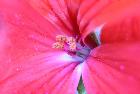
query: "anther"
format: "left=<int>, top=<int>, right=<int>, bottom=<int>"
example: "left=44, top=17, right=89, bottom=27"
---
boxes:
left=56, top=35, right=67, bottom=43
left=66, top=37, right=76, bottom=45
left=52, top=35, right=91, bottom=63
left=69, top=43, right=76, bottom=51
left=52, top=42, right=64, bottom=49
left=52, top=35, right=77, bottom=51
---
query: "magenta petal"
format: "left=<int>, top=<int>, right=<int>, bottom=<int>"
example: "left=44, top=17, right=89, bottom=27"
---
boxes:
left=78, top=0, right=140, bottom=41
left=0, top=0, right=63, bottom=80
left=82, top=43, right=140, bottom=94
left=50, top=64, right=82, bottom=94
left=27, top=0, right=81, bottom=36
left=101, top=13, right=140, bottom=44
left=0, top=0, right=81, bottom=93
left=0, top=50, right=81, bottom=93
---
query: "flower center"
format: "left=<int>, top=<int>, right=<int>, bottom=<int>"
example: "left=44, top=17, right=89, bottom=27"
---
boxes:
left=52, top=35, right=91, bottom=62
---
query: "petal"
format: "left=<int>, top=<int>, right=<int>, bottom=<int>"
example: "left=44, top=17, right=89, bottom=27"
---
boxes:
left=0, top=51, right=81, bottom=94
left=27, top=0, right=82, bottom=36
left=0, top=0, right=81, bottom=93
left=0, top=0, right=63, bottom=75
left=101, top=14, right=140, bottom=44
left=50, top=63, right=82, bottom=94
left=78, top=0, right=140, bottom=41
left=82, top=43, right=140, bottom=94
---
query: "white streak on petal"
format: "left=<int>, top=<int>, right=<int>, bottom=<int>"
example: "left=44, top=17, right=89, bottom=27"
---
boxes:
left=94, top=24, right=104, bottom=45
left=58, top=53, right=75, bottom=62
left=57, top=52, right=85, bottom=63
left=77, top=63, right=83, bottom=74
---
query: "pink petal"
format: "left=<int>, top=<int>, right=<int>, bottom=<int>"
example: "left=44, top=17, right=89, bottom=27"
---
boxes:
left=0, top=0, right=63, bottom=77
left=101, top=14, right=140, bottom=44
left=27, top=0, right=82, bottom=36
left=0, top=51, right=81, bottom=94
left=82, top=43, right=140, bottom=94
left=49, top=63, right=82, bottom=94
left=77, top=0, right=140, bottom=41
left=0, top=0, right=81, bottom=93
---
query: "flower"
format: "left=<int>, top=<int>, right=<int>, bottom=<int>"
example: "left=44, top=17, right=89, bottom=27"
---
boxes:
left=0, top=0, right=140, bottom=94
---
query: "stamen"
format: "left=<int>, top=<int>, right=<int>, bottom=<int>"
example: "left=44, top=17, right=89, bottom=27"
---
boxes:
left=52, top=35, right=77, bottom=51
left=69, top=43, right=76, bottom=51
left=56, top=35, right=67, bottom=43
left=52, top=35, right=91, bottom=63
left=52, top=42, right=64, bottom=49
left=66, top=37, right=76, bottom=45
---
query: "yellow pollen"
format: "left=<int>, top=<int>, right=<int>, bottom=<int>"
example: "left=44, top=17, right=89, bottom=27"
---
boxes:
left=52, top=35, right=77, bottom=51
left=66, top=37, right=76, bottom=45
left=52, top=42, right=64, bottom=49
left=56, top=35, right=67, bottom=43
left=69, top=43, right=76, bottom=51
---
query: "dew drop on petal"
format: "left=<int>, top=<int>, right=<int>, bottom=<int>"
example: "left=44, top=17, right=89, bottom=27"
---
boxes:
left=120, top=64, right=125, bottom=70
left=34, top=46, right=39, bottom=51
left=14, top=14, right=22, bottom=20
left=16, top=68, right=20, bottom=71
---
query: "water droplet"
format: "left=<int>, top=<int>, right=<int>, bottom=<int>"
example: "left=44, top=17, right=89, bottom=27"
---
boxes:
left=14, top=14, right=21, bottom=20
left=120, top=64, right=125, bottom=70
left=34, top=46, right=39, bottom=51
left=45, top=92, right=49, bottom=94
left=16, top=66, right=22, bottom=71
left=16, top=68, right=20, bottom=71
left=14, top=14, right=23, bottom=24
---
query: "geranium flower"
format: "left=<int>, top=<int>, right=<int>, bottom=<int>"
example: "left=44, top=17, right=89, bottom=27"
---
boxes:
left=0, top=0, right=140, bottom=94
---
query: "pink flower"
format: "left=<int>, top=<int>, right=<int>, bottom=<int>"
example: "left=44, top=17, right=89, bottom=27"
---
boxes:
left=0, top=0, right=140, bottom=94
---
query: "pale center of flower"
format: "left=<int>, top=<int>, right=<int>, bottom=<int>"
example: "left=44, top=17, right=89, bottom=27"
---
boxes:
left=52, top=35, right=91, bottom=62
